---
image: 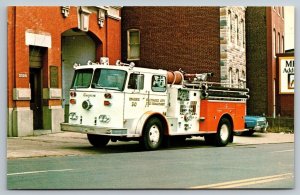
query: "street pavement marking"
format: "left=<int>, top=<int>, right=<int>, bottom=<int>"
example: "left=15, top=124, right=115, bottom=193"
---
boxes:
left=190, top=173, right=293, bottom=189
left=7, top=169, right=74, bottom=176
left=272, top=149, right=294, bottom=153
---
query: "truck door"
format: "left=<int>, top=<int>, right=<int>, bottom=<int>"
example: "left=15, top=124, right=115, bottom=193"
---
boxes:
left=124, top=73, right=147, bottom=121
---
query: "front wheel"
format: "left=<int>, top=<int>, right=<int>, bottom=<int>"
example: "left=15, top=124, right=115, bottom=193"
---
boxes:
left=140, top=117, right=163, bottom=150
left=87, top=134, right=110, bottom=148
left=215, top=118, right=232, bottom=146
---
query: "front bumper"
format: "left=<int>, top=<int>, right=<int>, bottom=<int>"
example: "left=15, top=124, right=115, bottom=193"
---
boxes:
left=61, top=123, right=128, bottom=136
left=253, top=122, right=268, bottom=132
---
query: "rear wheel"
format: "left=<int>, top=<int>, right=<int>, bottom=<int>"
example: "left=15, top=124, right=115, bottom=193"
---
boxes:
left=140, top=117, right=163, bottom=150
left=87, top=134, right=110, bottom=148
left=215, top=118, right=232, bottom=146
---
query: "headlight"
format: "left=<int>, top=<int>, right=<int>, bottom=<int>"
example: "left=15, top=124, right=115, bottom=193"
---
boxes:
left=82, top=99, right=93, bottom=110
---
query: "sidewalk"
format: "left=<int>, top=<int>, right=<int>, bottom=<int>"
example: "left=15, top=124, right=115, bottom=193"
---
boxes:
left=7, top=132, right=294, bottom=159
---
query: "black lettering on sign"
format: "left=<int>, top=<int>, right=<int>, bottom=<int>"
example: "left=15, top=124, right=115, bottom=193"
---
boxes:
left=50, top=66, right=58, bottom=88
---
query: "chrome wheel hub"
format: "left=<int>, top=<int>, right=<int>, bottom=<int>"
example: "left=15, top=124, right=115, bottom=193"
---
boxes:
left=220, top=124, right=229, bottom=141
left=149, top=125, right=160, bottom=145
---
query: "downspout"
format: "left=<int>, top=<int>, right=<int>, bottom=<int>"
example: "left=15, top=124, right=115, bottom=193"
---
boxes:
left=12, top=6, right=16, bottom=109
left=105, top=13, right=108, bottom=57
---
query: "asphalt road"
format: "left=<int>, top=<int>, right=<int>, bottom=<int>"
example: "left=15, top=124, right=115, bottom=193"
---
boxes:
left=7, top=142, right=294, bottom=189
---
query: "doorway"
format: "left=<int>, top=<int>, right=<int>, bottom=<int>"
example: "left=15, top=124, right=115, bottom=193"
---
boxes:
left=30, top=68, right=43, bottom=129
left=61, top=29, right=99, bottom=122
left=29, top=46, right=45, bottom=130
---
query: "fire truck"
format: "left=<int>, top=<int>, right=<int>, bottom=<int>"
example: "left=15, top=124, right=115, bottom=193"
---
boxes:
left=61, top=57, right=249, bottom=150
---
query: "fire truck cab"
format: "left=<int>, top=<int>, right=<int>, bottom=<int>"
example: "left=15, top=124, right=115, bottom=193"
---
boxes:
left=61, top=58, right=249, bottom=150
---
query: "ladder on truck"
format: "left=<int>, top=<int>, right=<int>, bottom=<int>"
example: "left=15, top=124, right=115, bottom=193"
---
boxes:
left=182, top=72, right=249, bottom=101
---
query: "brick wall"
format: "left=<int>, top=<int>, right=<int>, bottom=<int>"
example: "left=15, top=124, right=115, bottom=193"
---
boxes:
left=246, top=7, right=286, bottom=117
left=267, top=7, right=285, bottom=116
left=7, top=6, right=122, bottom=136
left=246, top=7, right=268, bottom=115
left=121, top=7, right=220, bottom=82
left=8, top=6, right=121, bottom=108
left=277, top=95, right=294, bottom=116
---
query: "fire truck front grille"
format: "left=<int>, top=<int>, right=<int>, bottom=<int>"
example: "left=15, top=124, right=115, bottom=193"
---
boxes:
left=257, top=121, right=267, bottom=126
left=107, top=129, right=127, bottom=135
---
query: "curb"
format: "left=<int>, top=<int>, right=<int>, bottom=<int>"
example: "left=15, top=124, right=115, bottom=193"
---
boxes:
left=7, top=132, right=294, bottom=159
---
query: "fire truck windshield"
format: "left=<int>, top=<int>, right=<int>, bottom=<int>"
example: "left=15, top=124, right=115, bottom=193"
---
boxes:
left=91, top=68, right=127, bottom=91
left=71, top=68, right=94, bottom=89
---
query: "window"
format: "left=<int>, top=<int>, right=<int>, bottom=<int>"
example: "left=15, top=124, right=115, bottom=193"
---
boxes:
left=279, top=7, right=284, bottom=17
left=242, top=71, right=246, bottom=88
left=128, top=73, right=144, bottom=90
left=71, top=69, right=93, bottom=88
left=278, top=33, right=280, bottom=54
left=282, top=36, right=285, bottom=53
left=91, top=69, right=127, bottom=91
left=152, top=75, right=166, bottom=92
left=127, top=29, right=140, bottom=60
left=229, top=68, right=233, bottom=87
left=241, top=19, right=245, bottom=48
left=236, top=69, right=240, bottom=86
left=273, top=29, right=276, bottom=57
left=228, top=11, right=232, bottom=43
left=235, top=15, right=238, bottom=45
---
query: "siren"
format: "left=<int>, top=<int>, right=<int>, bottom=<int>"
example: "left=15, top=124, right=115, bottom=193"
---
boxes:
left=100, top=57, right=109, bottom=65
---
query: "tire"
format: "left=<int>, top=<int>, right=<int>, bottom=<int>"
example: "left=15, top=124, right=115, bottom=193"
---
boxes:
left=204, top=134, right=215, bottom=145
left=140, top=117, right=164, bottom=150
left=215, top=118, right=232, bottom=146
left=87, top=134, right=110, bottom=148
left=241, top=130, right=255, bottom=136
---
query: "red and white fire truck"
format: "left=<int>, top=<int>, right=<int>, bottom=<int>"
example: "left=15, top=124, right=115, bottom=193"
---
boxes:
left=61, top=57, right=249, bottom=150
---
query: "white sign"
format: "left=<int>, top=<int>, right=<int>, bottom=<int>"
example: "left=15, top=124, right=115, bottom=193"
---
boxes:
left=279, top=57, right=294, bottom=94
left=18, top=73, right=27, bottom=78
left=25, top=31, right=52, bottom=48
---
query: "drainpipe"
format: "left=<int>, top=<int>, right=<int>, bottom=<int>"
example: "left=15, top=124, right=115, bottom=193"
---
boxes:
left=273, top=79, right=276, bottom=118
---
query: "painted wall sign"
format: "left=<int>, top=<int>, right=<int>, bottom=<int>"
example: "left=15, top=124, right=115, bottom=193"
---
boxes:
left=279, top=57, right=294, bottom=94
left=18, top=73, right=28, bottom=78
left=50, top=66, right=58, bottom=88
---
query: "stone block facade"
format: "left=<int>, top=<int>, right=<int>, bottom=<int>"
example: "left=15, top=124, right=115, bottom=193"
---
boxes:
left=220, top=7, right=246, bottom=88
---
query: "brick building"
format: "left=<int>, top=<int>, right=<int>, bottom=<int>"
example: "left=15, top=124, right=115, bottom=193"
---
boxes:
left=122, top=6, right=293, bottom=118
left=246, top=7, right=286, bottom=117
left=8, top=6, right=291, bottom=137
left=121, top=6, right=247, bottom=86
left=121, top=7, right=221, bottom=82
left=275, top=53, right=294, bottom=117
left=7, top=6, right=121, bottom=137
